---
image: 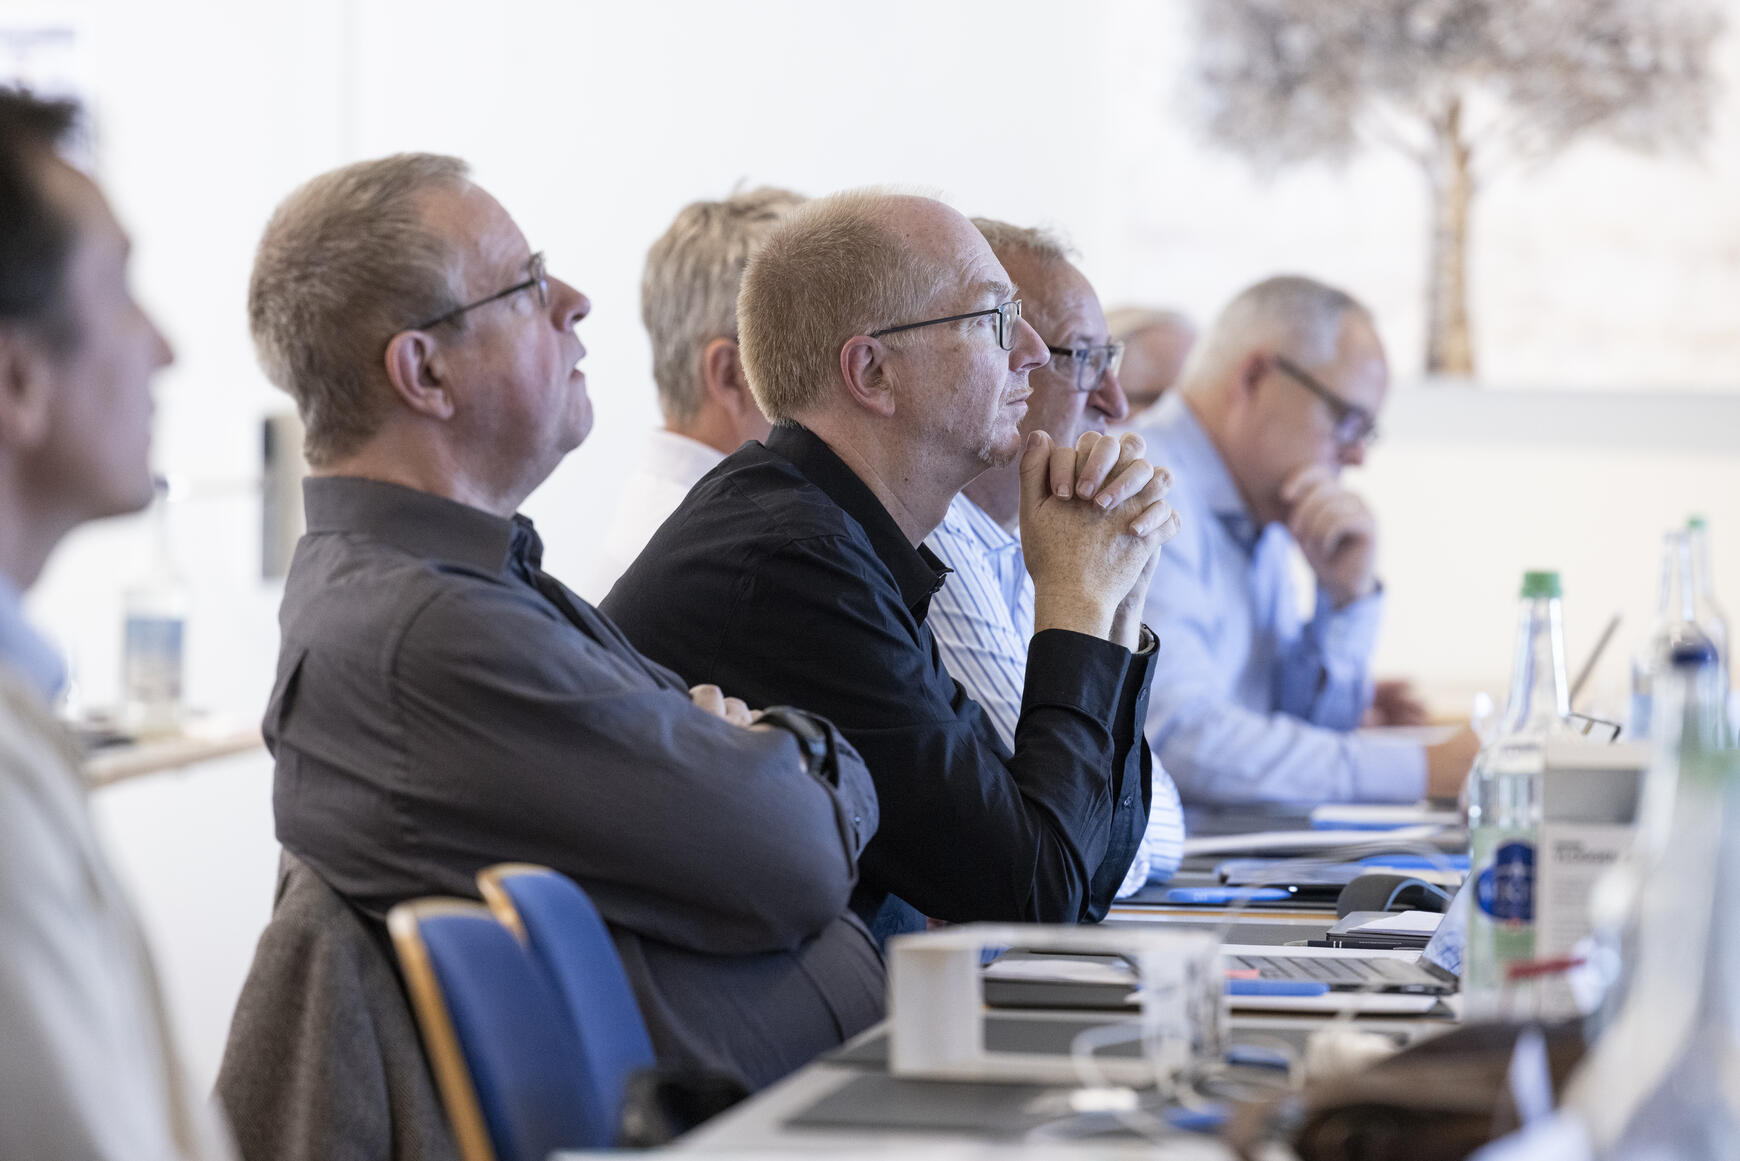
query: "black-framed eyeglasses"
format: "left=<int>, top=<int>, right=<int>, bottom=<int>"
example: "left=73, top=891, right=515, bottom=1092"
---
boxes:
left=1045, top=341, right=1125, bottom=392
left=1273, top=353, right=1378, bottom=449
left=409, top=252, right=549, bottom=331
left=870, top=299, right=1023, bottom=352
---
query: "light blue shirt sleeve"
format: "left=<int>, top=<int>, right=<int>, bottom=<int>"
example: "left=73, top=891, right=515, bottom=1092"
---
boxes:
left=927, top=497, right=1185, bottom=892
left=1143, top=512, right=1426, bottom=805
left=1271, top=551, right=1384, bottom=730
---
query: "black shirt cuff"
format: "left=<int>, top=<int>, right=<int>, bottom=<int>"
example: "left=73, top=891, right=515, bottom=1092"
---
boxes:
left=1021, top=627, right=1132, bottom=726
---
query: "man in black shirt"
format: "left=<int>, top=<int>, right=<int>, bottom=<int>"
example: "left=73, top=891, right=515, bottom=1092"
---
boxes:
left=604, top=192, right=1180, bottom=937
left=248, top=154, right=882, bottom=1089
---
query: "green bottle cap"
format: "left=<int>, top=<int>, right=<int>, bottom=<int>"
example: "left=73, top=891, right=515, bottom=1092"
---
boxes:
left=1520, top=571, right=1561, bottom=599
left=1688, top=515, right=1707, bottom=531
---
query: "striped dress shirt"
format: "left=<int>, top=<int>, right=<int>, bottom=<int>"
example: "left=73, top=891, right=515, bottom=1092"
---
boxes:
left=927, top=494, right=1186, bottom=892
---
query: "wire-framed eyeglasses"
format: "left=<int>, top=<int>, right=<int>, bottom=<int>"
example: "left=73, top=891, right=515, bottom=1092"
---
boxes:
left=1045, top=341, right=1125, bottom=392
left=869, top=299, right=1024, bottom=352
left=1273, top=353, right=1378, bottom=449
left=410, top=252, right=549, bottom=331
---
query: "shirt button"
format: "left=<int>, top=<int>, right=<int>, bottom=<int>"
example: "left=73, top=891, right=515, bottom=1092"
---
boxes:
left=1121, top=796, right=1133, bottom=808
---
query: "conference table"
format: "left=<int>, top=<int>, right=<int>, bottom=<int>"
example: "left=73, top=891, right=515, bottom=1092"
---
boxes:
left=557, top=816, right=1462, bottom=1159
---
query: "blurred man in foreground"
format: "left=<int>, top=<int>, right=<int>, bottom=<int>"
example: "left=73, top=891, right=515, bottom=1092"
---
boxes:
left=0, top=89, right=231, bottom=1160
left=925, top=219, right=1187, bottom=897
left=1134, top=275, right=1478, bottom=805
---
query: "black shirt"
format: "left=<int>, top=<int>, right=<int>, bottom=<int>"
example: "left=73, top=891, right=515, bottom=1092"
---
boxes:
left=603, top=424, right=1155, bottom=935
left=266, top=476, right=884, bottom=1089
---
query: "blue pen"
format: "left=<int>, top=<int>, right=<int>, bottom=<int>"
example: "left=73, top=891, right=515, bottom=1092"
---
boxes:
left=1360, top=853, right=1470, bottom=872
left=1225, top=979, right=1330, bottom=997
left=1165, top=886, right=1292, bottom=905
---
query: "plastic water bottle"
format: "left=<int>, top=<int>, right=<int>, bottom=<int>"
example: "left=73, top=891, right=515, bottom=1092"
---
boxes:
left=1586, top=639, right=1719, bottom=1038
left=1628, top=531, right=1696, bottom=742
left=121, top=479, right=188, bottom=736
left=1563, top=641, right=1736, bottom=1160
left=1464, top=571, right=1571, bottom=1019
left=1686, top=516, right=1729, bottom=692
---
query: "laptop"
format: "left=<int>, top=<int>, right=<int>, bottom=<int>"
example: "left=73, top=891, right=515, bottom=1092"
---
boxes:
left=982, top=883, right=1467, bottom=1010
left=1219, top=878, right=1468, bottom=995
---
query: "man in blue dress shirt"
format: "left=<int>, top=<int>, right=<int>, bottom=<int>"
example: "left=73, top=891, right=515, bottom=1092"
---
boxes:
left=1134, top=275, right=1479, bottom=805
left=926, top=219, right=1187, bottom=894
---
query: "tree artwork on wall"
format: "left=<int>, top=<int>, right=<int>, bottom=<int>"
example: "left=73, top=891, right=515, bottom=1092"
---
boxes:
left=1189, top=0, right=1722, bottom=380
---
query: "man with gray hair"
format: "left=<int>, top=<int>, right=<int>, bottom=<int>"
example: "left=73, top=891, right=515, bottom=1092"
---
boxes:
left=249, top=153, right=883, bottom=1090
left=605, top=192, right=1179, bottom=939
left=1106, top=306, right=1196, bottom=418
left=925, top=219, right=1187, bottom=897
left=579, top=186, right=803, bottom=601
left=1134, top=275, right=1478, bottom=805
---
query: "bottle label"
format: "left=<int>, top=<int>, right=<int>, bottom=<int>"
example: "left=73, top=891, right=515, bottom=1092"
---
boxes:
left=1475, top=839, right=1534, bottom=923
left=123, top=614, right=184, bottom=704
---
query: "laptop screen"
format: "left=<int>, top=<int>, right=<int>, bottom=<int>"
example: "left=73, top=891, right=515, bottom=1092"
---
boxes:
left=1420, top=875, right=1468, bottom=978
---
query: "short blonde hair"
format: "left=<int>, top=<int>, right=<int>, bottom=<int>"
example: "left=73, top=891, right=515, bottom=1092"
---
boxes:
left=248, top=153, right=470, bottom=466
left=738, top=190, right=950, bottom=422
left=970, top=218, right=1074, bottom=269
left=641, top=186, right=805, bottom=426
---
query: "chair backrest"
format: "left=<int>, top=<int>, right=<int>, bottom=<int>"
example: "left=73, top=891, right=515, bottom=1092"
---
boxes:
left=388, top=899, right=610, bottom=1161
left=477, top=864, right=657, bottom=1139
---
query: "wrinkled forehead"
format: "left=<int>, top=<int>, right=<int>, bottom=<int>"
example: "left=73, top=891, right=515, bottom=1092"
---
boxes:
left=882, top=196, right=1013, bottom=311
left=37, top=154, right=124, bottom=257
left=417, top=180, right=529, bottom=287
left=1006, top=252, right=1101, bottom=339
left=1330, top=312, right=1390, bottom=411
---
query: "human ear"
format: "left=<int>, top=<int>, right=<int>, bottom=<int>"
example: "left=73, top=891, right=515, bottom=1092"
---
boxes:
left=1237, top=350, right=1269, bottom=403
left=383, top=329, right=456, bottom=420
left=701, top=337, right=758, bottom=418
left=839, top=335, right=897, bottom=419
left=0, top=328, right=56, bottom=450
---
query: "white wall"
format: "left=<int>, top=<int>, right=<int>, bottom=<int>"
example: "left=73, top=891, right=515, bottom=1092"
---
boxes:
left=9, top=0, right=1740, bottom=1093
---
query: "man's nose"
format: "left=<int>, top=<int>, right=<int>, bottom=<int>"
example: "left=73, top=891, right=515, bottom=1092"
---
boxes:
left=1090, top=367, right=1130, bottom=423
left=551, top=276, right=590, bottom=327
left=1010, top=317, right=1048, bottom=374
left=1338, top=439, right=1367, bottom=468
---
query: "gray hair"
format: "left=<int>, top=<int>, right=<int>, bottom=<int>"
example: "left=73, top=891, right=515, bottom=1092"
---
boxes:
left=969, top=218, right=1074, bottom=268
left=739, top=190, right=950, bottom=423
left=641, top=186, right=806, bottom=426
left=248, top=153, right=471, bottom=466
left=1183, top=275, right=1369, bottom=387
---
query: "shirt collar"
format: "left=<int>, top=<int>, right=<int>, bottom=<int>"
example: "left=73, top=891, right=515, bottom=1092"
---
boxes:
left=646, top=428, right=727, bottom=486
left=938, top=492, right=1020, bottom=559
left=0, top=571, right=65, bottom=702
left=1142, top=393, right=1260, bottom=552
left=302, top=476, right=531, bottom=576
left=764, top=423, right=949, bottom=614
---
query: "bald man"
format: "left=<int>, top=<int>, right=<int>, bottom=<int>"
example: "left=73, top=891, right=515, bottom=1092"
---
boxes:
left=1134, top=275, right=1478, bottom=807
left=606, top=191, right=1179, bottom=940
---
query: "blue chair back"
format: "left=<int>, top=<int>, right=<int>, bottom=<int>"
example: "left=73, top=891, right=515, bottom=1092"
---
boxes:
left=478, top=865, right=656, bottom=1139
left=388, top=900, right=610, bottom=1161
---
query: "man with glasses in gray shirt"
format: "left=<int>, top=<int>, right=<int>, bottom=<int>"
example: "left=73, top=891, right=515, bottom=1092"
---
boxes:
left=249, top=154, right=881, bottom=1090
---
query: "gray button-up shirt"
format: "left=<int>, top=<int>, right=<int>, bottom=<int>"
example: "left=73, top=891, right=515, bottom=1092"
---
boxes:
left=266, top=476, right=883, bottom=1089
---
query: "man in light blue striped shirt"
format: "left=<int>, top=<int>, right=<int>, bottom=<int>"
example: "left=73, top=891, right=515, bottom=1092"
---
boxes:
left=928, top=221, right=1186, bottom=893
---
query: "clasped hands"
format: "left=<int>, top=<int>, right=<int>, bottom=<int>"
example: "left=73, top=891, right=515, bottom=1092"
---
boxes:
left=1019, top=429, right=1182, bottom=650
left=1280, top=464, right=1377, bottom=609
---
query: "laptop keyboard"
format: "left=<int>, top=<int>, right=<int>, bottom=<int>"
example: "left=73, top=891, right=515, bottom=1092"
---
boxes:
left=1229, top=954, right=1439, bottom=987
